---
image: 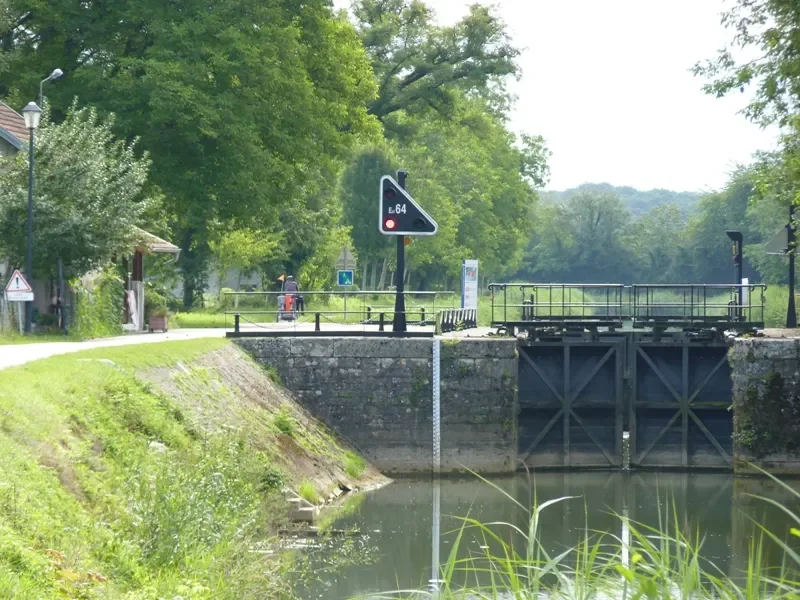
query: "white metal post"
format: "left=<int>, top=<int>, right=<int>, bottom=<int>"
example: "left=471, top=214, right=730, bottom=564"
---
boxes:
left=430, top=338, right=442, bottom=597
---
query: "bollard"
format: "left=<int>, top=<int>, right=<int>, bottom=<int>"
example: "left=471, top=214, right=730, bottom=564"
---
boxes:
left=315, top=313, right=320, bottom=332
left=379, top=312, right=385, bottom=332
left=421, top=307, right=426, bottom=324
left=367, top=306, right=372, bottom=322
left=234, top=313, right=240, bottom=334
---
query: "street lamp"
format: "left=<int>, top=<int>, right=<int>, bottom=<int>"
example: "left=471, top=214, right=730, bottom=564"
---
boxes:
left=39, top=68, right=63, bottom=106
left=22, top=102, right=41, bottom=334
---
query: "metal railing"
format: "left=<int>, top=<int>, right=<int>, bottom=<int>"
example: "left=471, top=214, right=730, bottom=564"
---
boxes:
left=631, top=284, right=766, bottom=328
left=488, top=282, right=767, bottom=330
left=488, top=283, right=627, bottom=327
left=437, top=308, right=478, bottom=334
left=223, top=290, right=456, bottom=336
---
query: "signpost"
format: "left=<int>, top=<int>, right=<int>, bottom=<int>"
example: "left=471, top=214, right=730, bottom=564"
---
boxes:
left=337, top=270, right=354, bottom=287
left=461, top=260, right=479, bottom=311
left=379, top=172, right=438, bottom=333
left=5, top=270, right=34, bottom=335
left=6, top=270, right=33, bottom=302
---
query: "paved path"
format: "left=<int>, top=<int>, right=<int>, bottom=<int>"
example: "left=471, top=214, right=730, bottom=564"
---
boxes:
left=0, top=329, right=226, bottom=370
left=0, top=324, right=497, bottom=371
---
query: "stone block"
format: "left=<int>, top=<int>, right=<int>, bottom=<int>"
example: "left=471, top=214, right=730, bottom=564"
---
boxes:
left=334, top=338, right=433, bottom=358
left=290, top=338, right=335, bottom=357
left=235, top=337, right=293, bottom=359
left=442, top=339, right=517, bottom=360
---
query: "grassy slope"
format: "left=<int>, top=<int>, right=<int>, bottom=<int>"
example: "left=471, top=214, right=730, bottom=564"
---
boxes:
left=0, top=339, right=381, bottom=599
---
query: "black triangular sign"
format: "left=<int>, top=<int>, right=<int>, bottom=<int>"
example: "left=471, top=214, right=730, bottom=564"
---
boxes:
left=379, top=175, right=438, bottom=236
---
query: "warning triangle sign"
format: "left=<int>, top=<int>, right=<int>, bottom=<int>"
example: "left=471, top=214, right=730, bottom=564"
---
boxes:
left=5, top=270, right=32, bottom=293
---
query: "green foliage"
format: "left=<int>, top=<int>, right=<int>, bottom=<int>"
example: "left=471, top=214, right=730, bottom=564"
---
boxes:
left=259, top=465, right=286, bottom=492
left=71, top=267, right=124, bottom=339
left=543, top=183, right=700, bottom=217
left=209, top=227, right=285, bottom=290
left=298, top=480, right=320, bottom=505
left=2, top=0, right=380, bottom=307
left=273, top=407, right=296, bottom=437
left=0, top=102, right=154, bottom=280
left=354, top=0, right=519, bottom=124
left=344, top=451, right=366, bottom=479
left=0, top=342, right=292, bottom=599
left=693, top=0, right=800, bottom=127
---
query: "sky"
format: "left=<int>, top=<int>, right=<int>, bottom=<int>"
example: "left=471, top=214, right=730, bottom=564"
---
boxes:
left=334, top=0, right=779, bottom=193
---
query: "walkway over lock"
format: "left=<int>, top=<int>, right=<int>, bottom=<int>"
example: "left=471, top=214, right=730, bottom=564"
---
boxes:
left=489, top=283, right=766, bottom=335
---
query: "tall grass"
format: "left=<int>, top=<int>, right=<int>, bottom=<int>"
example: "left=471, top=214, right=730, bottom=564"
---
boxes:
left=377, top=470, right=799, bottom=599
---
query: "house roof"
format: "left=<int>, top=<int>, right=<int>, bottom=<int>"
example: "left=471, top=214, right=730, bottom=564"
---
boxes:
left=134, top=227, right=181, bottom=256
left=0, top=102, right=27, bottom=150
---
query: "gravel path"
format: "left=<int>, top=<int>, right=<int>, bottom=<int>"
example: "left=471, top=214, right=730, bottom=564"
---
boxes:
left=0, top=329, right=226, bottom=370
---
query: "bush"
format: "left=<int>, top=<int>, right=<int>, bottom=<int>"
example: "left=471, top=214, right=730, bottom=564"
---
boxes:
left=71, top=267, right=124, bottom=339
left=260, top=465, right=285, bottom=492
left=273, top=408, right=295, bottom=437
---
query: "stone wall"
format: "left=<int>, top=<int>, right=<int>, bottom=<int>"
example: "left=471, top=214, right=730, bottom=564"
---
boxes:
left=235, top=337, right=518, bottom=474
left=729, top=338, right=800, bottom=475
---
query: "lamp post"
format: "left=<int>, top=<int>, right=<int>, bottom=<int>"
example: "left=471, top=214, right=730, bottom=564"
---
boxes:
left=22, top=102, right=42, bottom=334
left=39, top=68, right=63, bottom=106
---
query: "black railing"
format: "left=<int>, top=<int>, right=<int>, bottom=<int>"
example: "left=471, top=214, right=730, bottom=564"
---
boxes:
left=631, top=284, right=766, bottom=328
left=488, top=283, right=627, bottom=328
left=223, top=290, right=456, bottom=336
left=488, top=282, right=767, bottom=330
left=437, top=308, right=478, bottom=334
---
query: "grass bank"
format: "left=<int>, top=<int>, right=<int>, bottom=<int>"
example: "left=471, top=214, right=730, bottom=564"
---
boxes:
left=0, top=339, right=382, bottom=599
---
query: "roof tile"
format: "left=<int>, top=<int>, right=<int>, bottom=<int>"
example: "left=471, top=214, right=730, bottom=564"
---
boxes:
left=0, top=102, right=28, bottom=145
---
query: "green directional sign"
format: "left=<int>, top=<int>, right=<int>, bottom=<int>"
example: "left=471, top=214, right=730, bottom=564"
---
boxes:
left=337, top=269, right=354, bottom=287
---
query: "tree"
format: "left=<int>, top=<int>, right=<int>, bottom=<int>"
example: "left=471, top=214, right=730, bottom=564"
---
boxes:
left=521, top=191, right=635, bottom=283
left=338, top=145, right=396, bottom=289
left=1, top=0, right=380, bottom=307
left=693, top=0, right=800, bottom=127
left=629, top=203, right=687, bottom=282
left=209, top=227, right=284, bottom=290
left=352, top=0, right=519, bottom=126
left=0, top=102, right=154, bottom=278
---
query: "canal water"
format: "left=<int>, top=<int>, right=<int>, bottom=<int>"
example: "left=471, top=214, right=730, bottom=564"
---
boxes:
left=296, top=472, right=799, bottom=599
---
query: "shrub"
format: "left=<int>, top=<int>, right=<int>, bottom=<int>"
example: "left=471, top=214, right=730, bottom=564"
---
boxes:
left=71, top=267, right=124, bottom=339
left=260, top=465, right=286, bottom=492
left=297, top=480, right=320, bottom=505
left=273, top=408, right=295, bottom=437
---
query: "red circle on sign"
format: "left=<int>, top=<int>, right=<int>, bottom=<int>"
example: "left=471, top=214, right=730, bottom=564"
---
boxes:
left=385, top=218, right=397, bottom=230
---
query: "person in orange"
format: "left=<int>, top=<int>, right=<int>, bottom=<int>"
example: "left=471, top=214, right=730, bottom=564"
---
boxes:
left=283, top=275, right=304, bottom=314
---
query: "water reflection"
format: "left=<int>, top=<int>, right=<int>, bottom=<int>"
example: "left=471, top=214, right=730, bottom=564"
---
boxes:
left=297, top=472, right=799, bottom=600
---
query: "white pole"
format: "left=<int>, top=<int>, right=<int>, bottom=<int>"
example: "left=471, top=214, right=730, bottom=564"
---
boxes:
left=430, top=338, right=442, bottom=597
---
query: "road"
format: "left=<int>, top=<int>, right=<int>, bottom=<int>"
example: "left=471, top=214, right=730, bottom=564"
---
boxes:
left=0, top=329, right=226, bottom=370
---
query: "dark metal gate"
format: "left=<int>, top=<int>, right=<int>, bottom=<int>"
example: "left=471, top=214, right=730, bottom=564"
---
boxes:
left=518, top=340, right=624, bottom=468
left=630, top=335, right=732, bottom=469
left=518, top=333, right=733, bottom=470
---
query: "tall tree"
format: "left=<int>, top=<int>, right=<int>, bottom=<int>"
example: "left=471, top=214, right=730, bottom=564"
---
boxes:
left=352, top=0, right=519, bottom=127
left=1, top=0, right=379, bottom=306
